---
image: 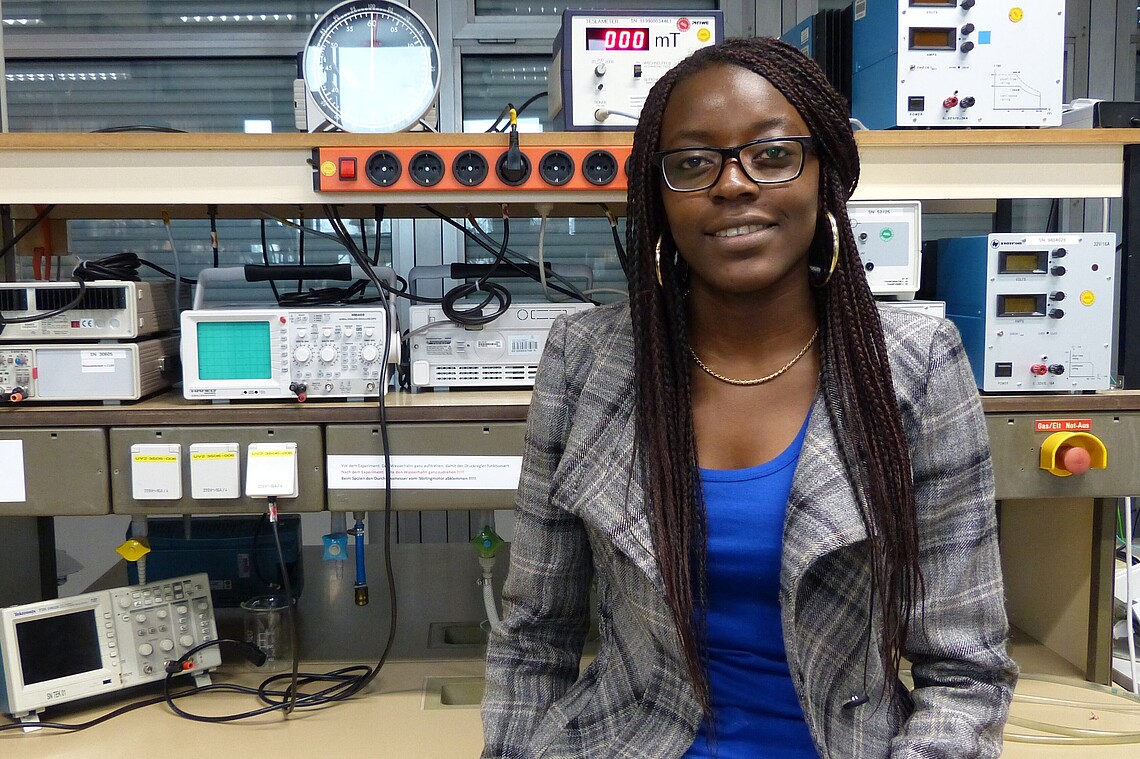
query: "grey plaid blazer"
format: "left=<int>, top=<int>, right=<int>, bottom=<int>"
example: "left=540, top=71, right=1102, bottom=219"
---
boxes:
left=482, top=302, right=1017, bottom=759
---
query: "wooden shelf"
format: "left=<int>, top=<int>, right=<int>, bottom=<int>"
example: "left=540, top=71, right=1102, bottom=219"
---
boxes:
left=0, top=129, right=1130, bottom=219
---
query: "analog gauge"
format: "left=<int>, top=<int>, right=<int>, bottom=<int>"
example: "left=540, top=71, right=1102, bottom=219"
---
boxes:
left=302, top=0, right=441, bottom=133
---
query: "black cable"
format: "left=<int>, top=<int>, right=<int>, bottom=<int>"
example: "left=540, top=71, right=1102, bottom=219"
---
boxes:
left=420, top=205, right=595, bottom=304
left=599, top=203, right=630, bottom=276
left=208, top=204, right=220, bottom=268
left=73, top=252, right=196, bottom=285
left=259, top=218, right=282, bottom=305
left=485, top=91, right=548, bottom=133
left=90, top=125, right=187, bottom=133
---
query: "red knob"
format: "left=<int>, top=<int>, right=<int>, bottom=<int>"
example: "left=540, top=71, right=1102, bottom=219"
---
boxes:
left=1057, top=445, right=1092, bottom=475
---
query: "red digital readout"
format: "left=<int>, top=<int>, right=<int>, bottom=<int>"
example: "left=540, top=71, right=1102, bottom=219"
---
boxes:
left=585, top=27, right=650, bottom=51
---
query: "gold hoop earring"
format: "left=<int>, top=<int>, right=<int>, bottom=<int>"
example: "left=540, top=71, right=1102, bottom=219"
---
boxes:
left=810, top=211, right=841, bottom=288
left=655, top=234, right=664, bottom=287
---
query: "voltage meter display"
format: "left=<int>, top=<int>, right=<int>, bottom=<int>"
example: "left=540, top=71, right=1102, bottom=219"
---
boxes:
left=585, top=27, right=650, bottom=51
left=999, top=250, right=1048, bottom=274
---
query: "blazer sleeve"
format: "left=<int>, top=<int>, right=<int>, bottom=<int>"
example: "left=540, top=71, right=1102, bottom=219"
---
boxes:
left=890, top=319, right=1019, bottom=758
left=481, top=315, right=595, bottom=758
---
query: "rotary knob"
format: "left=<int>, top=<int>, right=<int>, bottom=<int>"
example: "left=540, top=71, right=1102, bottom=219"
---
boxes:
left=319, top=345, right=339, bottom=364
left=159, top=639, right=175, bottom=653
left=293, top=346, right=312, bottom=363
left=180, top=634, right=195, bottom=648
left=138, top=643, right=154, bottom=656
left=361, top=343, right=380, bottom=363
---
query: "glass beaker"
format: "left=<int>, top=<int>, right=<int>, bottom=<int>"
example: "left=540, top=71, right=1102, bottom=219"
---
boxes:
left=240, top=594, right=293, bottom=672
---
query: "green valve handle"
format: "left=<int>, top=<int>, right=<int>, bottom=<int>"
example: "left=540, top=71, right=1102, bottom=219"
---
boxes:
left=471, top=525, right=504, bottom=559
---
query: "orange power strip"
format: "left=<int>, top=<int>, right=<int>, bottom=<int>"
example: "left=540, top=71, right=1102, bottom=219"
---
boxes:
left=313, top=143, right=632, bottom=193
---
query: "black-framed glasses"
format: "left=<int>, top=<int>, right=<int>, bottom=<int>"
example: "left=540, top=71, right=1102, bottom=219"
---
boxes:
left=654, top=136, right=815, bottom=192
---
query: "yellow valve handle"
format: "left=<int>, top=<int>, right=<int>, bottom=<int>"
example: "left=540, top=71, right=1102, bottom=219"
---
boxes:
left=115, top=538, right=151, bottom=562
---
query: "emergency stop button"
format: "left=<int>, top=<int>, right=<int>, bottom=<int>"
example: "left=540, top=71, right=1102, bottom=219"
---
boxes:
left=338, top=157, right=358, bottom=181
left=1040, top=431, right=1107, bottom=477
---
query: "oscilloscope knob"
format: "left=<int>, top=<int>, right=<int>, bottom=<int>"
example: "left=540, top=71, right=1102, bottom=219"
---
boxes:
left=361, top=343, right=380, bottom=363
left=319, top=346, right=339, bottom=364
left=293, top=346, right=312, bottom=363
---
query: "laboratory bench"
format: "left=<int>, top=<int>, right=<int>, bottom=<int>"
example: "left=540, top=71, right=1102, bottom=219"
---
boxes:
left=4, top=128, right=1140, bottom=746
left=2, top=630, right=1140, bottom=757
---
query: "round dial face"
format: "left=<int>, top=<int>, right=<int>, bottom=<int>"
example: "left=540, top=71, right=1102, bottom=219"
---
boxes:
left=303, top=0, right=440, bottom=133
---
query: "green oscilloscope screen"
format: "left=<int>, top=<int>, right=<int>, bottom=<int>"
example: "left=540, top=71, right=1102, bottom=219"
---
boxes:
left=196, top=321, right=273, bottom=380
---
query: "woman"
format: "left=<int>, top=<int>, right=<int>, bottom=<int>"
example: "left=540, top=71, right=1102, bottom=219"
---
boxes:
left=482, top=36, right=1017, bottom=758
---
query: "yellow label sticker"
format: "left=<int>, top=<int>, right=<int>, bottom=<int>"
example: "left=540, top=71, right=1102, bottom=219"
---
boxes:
left=190, top=452, right=237, bottom=461
left=133, top=455, right=178, bottom=463
left=320, top=160, right=336, bottom=177
left=1080, top=290, right=1096, bottom=306
left=250, top=449, right=294, bottom=457
left=1009, top=8, right=1023, bottom=22
left=697, top=28, right=712, bottom=43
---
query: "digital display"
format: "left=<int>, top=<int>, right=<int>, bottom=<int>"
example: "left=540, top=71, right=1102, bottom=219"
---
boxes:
left=999, top=251, right=1048, bottom=274
left=585, top=27, right=650, bottom=51
left=196, top=321, right=272, bottom=380
left=16, top=610, right=102, bottom=686
left=908, top=28, right=956, bottom=50
left=997, top=294, right=1046, bottom=317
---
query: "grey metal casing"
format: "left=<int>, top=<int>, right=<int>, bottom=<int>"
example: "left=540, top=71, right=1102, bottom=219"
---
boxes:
left=326, top=421, right=525, bottom=511
left=0, top=429, right=109, bottom=516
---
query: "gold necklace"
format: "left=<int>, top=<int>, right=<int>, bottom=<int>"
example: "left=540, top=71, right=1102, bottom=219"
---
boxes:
left=689, top=327, right=819, bottom=386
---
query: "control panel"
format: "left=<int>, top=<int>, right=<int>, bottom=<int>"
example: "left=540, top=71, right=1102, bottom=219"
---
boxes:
left=106, top=574, right=220, bottom=681
left=181, top=307, right=392, bottom=401
left=935, top=233, right=1116, bottom=392
left=550, top=9, right=723, bottom=131
left=851, top=0, right=1064, bottom=129
left=847, top=200, right=921, bottom=298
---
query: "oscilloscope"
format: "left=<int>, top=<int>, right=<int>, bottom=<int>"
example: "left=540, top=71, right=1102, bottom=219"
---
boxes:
left=180, top=307, right=393, bottom=401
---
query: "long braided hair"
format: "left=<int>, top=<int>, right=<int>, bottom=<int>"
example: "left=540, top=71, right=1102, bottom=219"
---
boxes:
left=626, top=36, right=921, bottom=717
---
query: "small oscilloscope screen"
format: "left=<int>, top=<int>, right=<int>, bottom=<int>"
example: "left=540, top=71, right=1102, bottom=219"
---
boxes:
left=197, top=322, right=273, bottom=380
left=16, top=610, right=102, bottom=685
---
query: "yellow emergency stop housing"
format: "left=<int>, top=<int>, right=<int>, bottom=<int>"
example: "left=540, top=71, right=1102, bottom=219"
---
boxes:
left=1039, top=431, right=1107, bottom=477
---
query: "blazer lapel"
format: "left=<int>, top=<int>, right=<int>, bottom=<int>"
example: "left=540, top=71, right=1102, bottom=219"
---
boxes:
left=782, top=393, right=869, bottom=591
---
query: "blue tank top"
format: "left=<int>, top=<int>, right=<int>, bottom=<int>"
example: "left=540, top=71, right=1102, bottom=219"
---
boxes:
left=682, top=412, right=819, bottom=759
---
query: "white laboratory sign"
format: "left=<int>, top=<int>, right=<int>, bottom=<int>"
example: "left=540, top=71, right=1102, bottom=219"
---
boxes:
left=327, top=455, right=522, bottom=490
left=0, top=440, right=27, bottom=502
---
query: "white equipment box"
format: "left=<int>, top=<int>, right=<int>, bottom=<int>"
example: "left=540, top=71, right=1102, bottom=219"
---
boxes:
left=0, top=280, right=178, bottom=341
left=847, top=200, right=922, bottom=299
left=550, top=9, right=723, bottom=130
left=936, top=233, right=1117, bottom=392
left=0, top=336, right=177, bottom=403
left=851, top=0, right=1065, bottom=129
left=408, top=302, right=594, bottom=388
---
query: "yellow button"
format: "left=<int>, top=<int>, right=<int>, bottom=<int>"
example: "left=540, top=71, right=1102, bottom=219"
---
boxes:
left=1080, top=290, right=1096, bottom=306
left=1009, top=8, right=1024, bottom=22
left=697, top=28, right=712, bottom=43
left=320, top=160, right=336, bottom=177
